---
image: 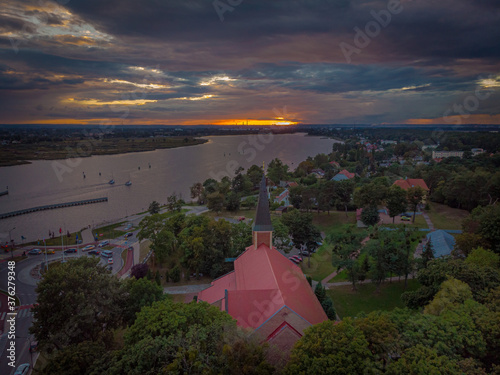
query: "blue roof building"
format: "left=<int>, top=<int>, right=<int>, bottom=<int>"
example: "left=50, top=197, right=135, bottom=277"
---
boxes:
left=426, top=230, right=456, bottom=257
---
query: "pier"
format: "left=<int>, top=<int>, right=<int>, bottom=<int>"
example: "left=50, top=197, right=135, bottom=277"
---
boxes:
left=0, top=197, right=108, bottom=220
left=0, top=191, right=8, bottom=197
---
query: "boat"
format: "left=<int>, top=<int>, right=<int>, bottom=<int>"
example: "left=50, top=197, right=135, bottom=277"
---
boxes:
left=125, top=180, right=132, bottom=186
left=109, top=179, right=115, bottom=185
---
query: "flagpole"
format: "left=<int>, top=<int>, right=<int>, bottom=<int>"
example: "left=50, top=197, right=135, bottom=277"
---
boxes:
left=61, top=227, right=65, bottom=262
left=44, top=239, right=48, bottom=270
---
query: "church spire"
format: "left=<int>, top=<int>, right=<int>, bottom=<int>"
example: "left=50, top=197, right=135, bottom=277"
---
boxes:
left=252, top=174, right=273, bottom=248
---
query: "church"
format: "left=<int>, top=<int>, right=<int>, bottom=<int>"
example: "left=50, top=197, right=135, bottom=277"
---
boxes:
left=198, top=175, right=327, bottom=355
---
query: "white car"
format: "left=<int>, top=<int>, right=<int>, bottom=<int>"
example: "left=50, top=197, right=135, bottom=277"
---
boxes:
left=14, top=363, right=30, bottom=375
left=98, top=240, right=110, bottom=247
left=82, top=245, right=95, bottom=252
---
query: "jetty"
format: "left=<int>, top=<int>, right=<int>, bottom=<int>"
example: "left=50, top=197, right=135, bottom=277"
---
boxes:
left=0, top=197, right=108, bottom=220
left=0, top=190, right=8, bottom=197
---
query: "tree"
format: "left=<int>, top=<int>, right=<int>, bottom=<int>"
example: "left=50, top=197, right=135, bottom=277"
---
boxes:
left=267, top=158, right=289, bottom=184
left=361, top=206, right=379, bottom=226
left=454, top=233, right=487, bottom=257
left=423, top=277, right=473, bottom=315
left=386, top=345, right=460, bottom=375
left=121, top=277, right=165, bottom=325
left=421, top=238, right=435, bottom=268
left=406, top=186, right=425, bottom=223
left=282, top=209, right=321, bottom=266
left=148, top=200, right=160, bottom=215
left=466, top=247, right=500, bottom=269
left=190, top=182, right=204, bottom=204
left=130, top=263, right=149, bottom=279
left=206, top=192, right=225, bottom=213
left=166, top=193, right=183, bottom=212
left=271, top=217, right=293, bottom=253
left=314, top=282, right=326, bottom=304
left=386, top=185, right=408, bottom=223
left=284, top=319, right=373, bottom=375
left=40, top=340, right=106, bottom=375
left=30, top=257, right=124, bottom=352
left=169, top=265, right=181, bottom=282
left=154, top=270, right=161, bottom=285
left=225, top=191, right=241, bottom=211
left=246, top=164, right=264, bottom=187
left=354, top=181, right=387, bottom=208
left=335, top=180, right=354, bottom=217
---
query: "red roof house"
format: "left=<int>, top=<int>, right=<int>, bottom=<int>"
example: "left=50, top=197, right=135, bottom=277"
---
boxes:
left=198, top=176, right=327, bottom=356
left=393, top=178, right=429, bottom=191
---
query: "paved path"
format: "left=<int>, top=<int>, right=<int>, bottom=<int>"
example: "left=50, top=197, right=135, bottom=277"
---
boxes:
left=422, top=212, right=435, bottom=231
left=325, top=274, right=416, bottom=288
left=81, top=228, right=94, bottom=244
left=117, top=248, right=134, bottom=278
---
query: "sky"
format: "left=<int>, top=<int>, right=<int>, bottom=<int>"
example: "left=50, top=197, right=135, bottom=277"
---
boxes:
left=0, top=0, right=499, bottom=126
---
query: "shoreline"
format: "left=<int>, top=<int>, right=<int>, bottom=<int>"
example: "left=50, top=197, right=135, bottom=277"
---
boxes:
left=0, top=137, right=209, bottom=167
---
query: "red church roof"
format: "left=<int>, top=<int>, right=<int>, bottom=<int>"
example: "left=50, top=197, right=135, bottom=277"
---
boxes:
left=393, top=178, right=429, bottom=191
left=198, top=243, right=327, bottom=329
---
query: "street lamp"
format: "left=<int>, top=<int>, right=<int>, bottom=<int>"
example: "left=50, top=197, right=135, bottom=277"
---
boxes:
left=9, top=227, right=15, bottom=259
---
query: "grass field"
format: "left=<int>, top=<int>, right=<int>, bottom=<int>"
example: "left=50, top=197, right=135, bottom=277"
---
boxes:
left=202, top=208, right=257, bottom=221
left=311, top=211, right=357, bottom=236
left=301, top=245, right=335, bottom=282
left=94, top=222, right=127, bottom=239
left=327, top=279, right=421, bottom=318
left=25, top=230, right=83, bottom=247
left=139, top=240, right=151, bottom=263
left=426, top=202, right=469, bottom=230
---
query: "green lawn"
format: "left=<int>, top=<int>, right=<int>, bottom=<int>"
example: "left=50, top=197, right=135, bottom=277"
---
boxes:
left=202, top=208, right=257, bottom=221
left=426, top=202, right=469, bottom=230
left=312, top=211, right=357, bottom=236
left=301, top=245, right=335, bottom=282
left=94, top=222, right=127, bottom=239
left=25, top=231, right=83, bottom=246
left=327, top=279, right=421, bottom=318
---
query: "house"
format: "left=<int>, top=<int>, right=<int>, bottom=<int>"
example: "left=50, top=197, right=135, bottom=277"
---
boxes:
left=311, top=169, right=325, bottom=179
left=331, top=169, right=356, bottom=181
left=274, top=189, right=290, bottom=206
left=432, top=150, right=464, bottom=159
left=198, top=177, right=327, bottom=358
left=329, top=161, right=340, bottom=169
left=426, top=230, right=456, bottom=257
left=393, top=178, right=429, bottom=192
left=279, top=181, right=298, bottom=188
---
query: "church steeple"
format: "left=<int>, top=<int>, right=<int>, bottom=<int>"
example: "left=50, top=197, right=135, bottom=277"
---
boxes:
left=252, top=175, right=273, bottom=248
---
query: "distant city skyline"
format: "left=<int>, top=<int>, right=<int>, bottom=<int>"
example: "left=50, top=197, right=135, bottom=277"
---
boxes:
left=0, top=0, right=499, bottom=125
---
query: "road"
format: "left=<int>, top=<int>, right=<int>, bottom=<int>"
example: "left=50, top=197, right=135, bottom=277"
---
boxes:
left=0, top=227, right=139, bottom=374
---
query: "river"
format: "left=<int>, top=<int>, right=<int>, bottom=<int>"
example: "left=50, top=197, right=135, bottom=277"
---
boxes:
left=0, top=133, right=340, bottom=242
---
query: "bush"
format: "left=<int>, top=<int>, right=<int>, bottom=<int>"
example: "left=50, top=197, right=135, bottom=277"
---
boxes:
left=169, top=265, right=181, bottom=283
left=130, top=263, right=149, bottom=279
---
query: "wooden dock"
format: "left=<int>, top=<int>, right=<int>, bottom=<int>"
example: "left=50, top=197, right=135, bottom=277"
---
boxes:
left=0, top=197, right=108, bottom=220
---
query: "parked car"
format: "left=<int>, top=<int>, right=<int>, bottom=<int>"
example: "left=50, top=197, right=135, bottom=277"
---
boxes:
left=124, top=232, right=133, bottom=238
left=82, top=245, right=95, bottom=251
left=28, top=248, right=42, bottom=255
left=300, top=250, right=310, bottom=256
left=125, top=223, right=132, bottom=230
left=108, top=258, right=114, bottom=265
left=64, top=248, right=77, bottom=254
left=44, top=248, right=55, bottom=254
left=14, top=363, right=30, bottom=375
left=291, top=255, right=303, bottom=262
left=88, top=250, right=100, bottom=256
left=98, top=240, right=110, bottom=247
left=401, top=215, right=411, bottom=221
left=101, top=250, right=113, bottom=258
left=289, top=257, right=300, bottom=264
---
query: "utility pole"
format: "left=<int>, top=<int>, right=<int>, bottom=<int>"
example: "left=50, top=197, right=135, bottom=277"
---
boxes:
left=9, top=227, right=15, bottom=259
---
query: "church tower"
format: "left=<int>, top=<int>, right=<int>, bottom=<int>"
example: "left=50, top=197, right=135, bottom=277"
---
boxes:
left=252, top=175, right=273, bottom=248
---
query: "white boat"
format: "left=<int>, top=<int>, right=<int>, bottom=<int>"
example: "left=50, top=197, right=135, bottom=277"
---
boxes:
left=109, top=179, right=115, bottom=185
left=125, top=180, right=132, bottom=186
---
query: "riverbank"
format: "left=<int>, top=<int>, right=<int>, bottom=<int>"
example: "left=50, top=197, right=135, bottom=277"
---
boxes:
left=0, top=136, right=208, bottom=166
